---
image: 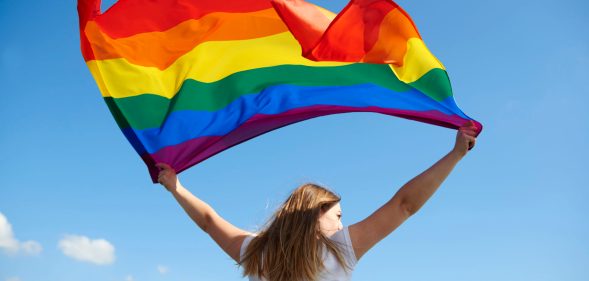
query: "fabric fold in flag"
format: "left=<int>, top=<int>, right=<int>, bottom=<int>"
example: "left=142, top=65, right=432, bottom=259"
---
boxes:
left=77, top=0, right=482, bottom=183
left=272, top=0, right=469, bottom=125
left=271, top=0, right=426, bottom=65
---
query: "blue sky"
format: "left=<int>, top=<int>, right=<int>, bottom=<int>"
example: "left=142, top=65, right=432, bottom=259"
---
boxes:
left=0, top=0, right=587, bottom=280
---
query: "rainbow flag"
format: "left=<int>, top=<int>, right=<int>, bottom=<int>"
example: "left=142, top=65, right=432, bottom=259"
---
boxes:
left=77, top=0, right=482, bottom=182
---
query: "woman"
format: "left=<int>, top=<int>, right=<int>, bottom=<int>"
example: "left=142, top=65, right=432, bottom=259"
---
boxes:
left=156, top=121, right=478, bottom=281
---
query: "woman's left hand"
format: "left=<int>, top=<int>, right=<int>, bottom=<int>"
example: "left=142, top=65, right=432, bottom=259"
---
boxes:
left=156, top=163, right=179, bottom=192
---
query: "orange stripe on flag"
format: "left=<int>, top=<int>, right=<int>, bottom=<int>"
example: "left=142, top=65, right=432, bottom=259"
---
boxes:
left=85, top=9, right=288, bottom=69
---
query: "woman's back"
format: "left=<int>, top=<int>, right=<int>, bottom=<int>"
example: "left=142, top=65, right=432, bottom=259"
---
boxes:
left=240, top=226, right=357, bottom=281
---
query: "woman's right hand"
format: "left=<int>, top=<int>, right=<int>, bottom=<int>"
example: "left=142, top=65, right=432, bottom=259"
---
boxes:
left=156, top=163, right=179, bottom=192
left=452, top=121, right=478, bottom=157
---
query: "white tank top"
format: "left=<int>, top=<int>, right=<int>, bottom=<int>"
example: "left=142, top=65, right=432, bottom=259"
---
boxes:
left=239, top=226, right=358, bottom=281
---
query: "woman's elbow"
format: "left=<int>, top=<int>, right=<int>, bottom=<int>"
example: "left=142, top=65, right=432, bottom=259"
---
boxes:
left=399, top=199, right=420, bottom=217
left=196, top=213, right=214, bottom=233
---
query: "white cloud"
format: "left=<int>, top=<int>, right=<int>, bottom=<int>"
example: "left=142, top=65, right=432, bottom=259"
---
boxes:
left=6, top=277, right=21, bottom=281
left=0, top=212, right=42, bottom=256
left=20, top=240, right=42, bottom=255
left=0, top=214, right=19, bottom=253
left=157, top=265, right=169, bottom=274
left=125, top=275, right=134, bottom=281
left=58, top=235, right=115, bottom=265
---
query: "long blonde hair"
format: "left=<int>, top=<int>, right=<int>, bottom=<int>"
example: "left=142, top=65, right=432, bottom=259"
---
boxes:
left=241, top=183, right=350, bottom=281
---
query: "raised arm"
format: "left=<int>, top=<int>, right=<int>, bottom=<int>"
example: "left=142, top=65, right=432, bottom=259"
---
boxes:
left=156, top=163, right=250, bottom=263
left=349, top=121, right=478, bottom=260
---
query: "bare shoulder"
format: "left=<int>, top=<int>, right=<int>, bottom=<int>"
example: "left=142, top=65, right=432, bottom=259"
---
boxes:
left=206, top=214, right=254, bottom=263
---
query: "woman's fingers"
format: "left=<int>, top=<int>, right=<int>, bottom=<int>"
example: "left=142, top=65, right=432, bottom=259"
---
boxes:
left=459, top=124, right=478, bottom=136
left=459, top=121, right=478, bottom=133
left=463, top=120, right=477, bottom=128
left=460, top=129, right=478, bottom=137
left=155, top=162, right=172, bottom=171
left=158, top=171, right=172, bottom=180
left=156, top=163, right=175, bottom=186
